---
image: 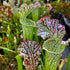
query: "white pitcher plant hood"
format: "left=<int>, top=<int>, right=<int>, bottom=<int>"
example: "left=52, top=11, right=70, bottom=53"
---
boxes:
left=17, top=39, right=42, bottom=70
left=36, top=17, right=65, bottom=40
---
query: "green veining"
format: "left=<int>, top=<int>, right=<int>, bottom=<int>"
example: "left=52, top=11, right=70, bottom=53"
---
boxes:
left=43, top=38, right=65, bottom=70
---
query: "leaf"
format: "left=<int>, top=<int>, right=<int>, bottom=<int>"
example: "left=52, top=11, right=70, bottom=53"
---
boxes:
left=17, top=39, right=42, bottom=70
left=3, top=1, right=41, bottom=19
left=18, top=2, right=40, bottom=40
left=66, top=53, right=70, bottom=70
left=19, top=1, right=41, bottom=19
left=36, top=17, right=65, bottom=39
left=21, top=18, right=36, bottom=40
left=43, top=38, right=65, bottom=70
left=32, top=8, right=39, bottom=22
left=15, top=55, right=23, bottom=70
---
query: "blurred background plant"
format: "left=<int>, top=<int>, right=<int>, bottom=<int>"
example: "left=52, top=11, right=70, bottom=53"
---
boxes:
left=51, top=2, right=70, bottom=19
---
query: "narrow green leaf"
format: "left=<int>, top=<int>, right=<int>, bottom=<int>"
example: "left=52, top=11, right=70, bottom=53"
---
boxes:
left=34, top=28, right=39, bottom=42
left=32, top=8, right=39, bottom=42
left=15, top=55, right=23, bottom=70
left=0, top=46, right=16, bottom=53
left=66, top=53, right=70, bottom=70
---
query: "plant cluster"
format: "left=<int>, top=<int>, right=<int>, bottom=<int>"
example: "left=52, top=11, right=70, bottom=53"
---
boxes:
left=0, top=0, right=70, bottom=70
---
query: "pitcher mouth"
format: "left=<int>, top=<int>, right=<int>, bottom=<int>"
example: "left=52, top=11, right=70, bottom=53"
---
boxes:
left=20, top=18, right=37, bottom=27
left=43, top=38, right=65, bottom=54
